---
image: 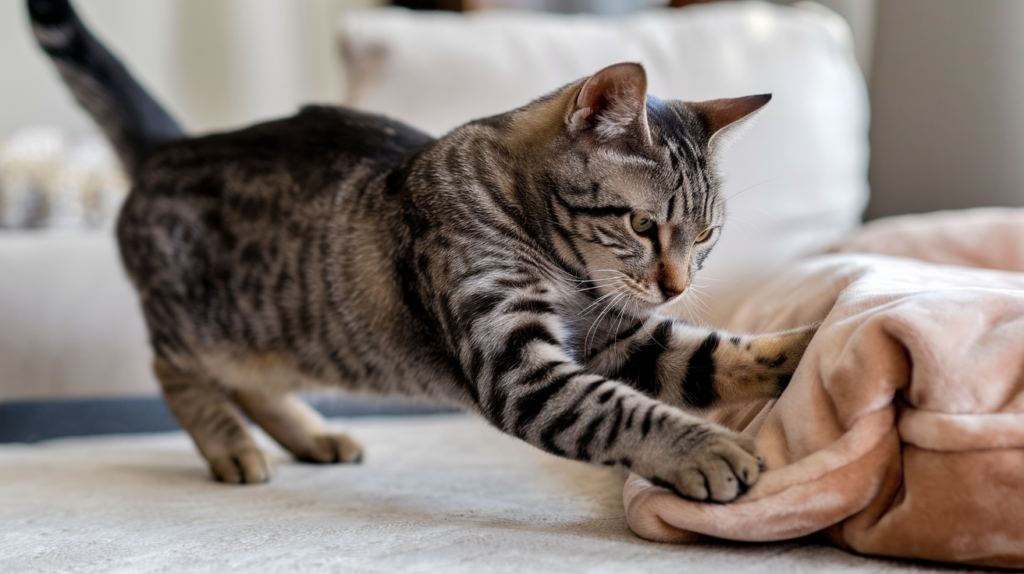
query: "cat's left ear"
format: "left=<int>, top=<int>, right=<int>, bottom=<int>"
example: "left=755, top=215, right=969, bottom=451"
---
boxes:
left=687, top=94, right=772, bottom=147
left=568, top=62, right=651, bottom=143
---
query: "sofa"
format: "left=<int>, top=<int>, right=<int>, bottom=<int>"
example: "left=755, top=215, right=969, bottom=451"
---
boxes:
left=4, top=3, right=965, bottom=572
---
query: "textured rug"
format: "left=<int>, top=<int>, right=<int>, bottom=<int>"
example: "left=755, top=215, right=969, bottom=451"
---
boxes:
left=0, top=414, right=980, bottom=573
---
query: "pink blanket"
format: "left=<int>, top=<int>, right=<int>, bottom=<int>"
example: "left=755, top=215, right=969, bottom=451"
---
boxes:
left=624, top=209, right=1024, bottom=568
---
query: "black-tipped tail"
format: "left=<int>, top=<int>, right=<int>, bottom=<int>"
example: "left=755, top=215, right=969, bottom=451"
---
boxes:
left=28, top=0, right=184, bottom=179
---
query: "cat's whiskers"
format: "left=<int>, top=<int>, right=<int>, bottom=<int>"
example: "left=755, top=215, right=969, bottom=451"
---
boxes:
left=726, top=215, right=762, bottom=233
left=574, top=275, right=622, bottom=293
left=688, top=283, right=718, bottom=304
left=723, top=176, right=786, bottom=203
left=612, top=297, right=638, bottom=348
left=584, top=288, right=628, bottom=357
left=637, top=313, right=667, bottom=352
left=695, top=275, right=727, bottom=283
left=575, top=284, right=615, bottom=293
left=680, top=287, right=713, bottom=328
left=686, top=287, right=714, bottom=315
left=576, top=280, right=626, bottom=317
left=611, top=292, right=633, bottom=346
left=571, top=269, right=625, bottom=288
left=577, top=290, right=618, bottom=317
left=673, top=291, right=698, bottom=324
left=590, top=291, right=629, bottom=357
left=732, top=205, right=780, bottom=224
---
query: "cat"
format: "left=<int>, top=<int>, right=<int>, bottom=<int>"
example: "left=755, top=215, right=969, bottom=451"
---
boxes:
left=29, top=0, right=817, bottom=502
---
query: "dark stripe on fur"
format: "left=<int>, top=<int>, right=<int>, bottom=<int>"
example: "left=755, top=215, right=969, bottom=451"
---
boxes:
left=574, top=414, right=605, bottom=459
left=640, top=405, right=655, bottom=437
left=603, top=395, right=624, bottom=449
left=538, top=379, right=604, bottom=456
left=681, top=332, right=720, bottom=409
left=513, top=372, right=576, bottom=436
left=487, top=322, right=560, bottom=426
left=609, top=321, right=673, bottom=397
left=505, top=299, right=555, bottom=315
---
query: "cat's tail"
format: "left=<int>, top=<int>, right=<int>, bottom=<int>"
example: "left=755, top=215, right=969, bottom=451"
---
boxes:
left=27, top=0, right=184, bottom=179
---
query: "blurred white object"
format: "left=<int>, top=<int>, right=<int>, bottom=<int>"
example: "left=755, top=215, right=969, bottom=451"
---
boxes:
left=0, top=232, right=152, bottom=401
left=339, top=2, right=870, bottom=324
left=0, top=127, right=128, bottom=230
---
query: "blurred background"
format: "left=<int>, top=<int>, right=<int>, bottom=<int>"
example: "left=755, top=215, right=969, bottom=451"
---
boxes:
left=1, top=0, right=1023, bottom=427
left=4, top=0, right=1022, bottom=220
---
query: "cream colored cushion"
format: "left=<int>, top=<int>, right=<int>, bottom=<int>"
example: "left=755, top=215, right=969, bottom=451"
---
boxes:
left=339, top=3, right=870, bottom=323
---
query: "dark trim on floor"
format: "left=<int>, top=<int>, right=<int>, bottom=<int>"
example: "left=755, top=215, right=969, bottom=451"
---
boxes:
left=0, top=396, right=460, bottom=443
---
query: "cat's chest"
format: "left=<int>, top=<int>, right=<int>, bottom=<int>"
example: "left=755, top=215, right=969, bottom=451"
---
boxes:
left=555, top=290, right=645, bottom=366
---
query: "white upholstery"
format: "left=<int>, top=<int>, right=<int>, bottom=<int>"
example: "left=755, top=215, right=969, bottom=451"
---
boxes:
left=0, top=231, right=154, bottom=401
left=340, top=2, right=870, bottom=323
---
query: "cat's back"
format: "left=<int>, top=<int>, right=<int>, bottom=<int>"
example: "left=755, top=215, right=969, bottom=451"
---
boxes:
left=118, top=105, right=433, bottom=258
left=136, top=105, right=433, bottom=195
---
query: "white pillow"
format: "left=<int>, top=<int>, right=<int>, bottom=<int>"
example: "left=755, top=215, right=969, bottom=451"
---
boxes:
left=339, top=3, right=869, bottom=325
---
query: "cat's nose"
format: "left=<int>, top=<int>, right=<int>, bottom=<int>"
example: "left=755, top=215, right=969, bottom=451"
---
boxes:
left=657, top=260, right=689, bottom=301
left=658, top=281, right=684, bottom=300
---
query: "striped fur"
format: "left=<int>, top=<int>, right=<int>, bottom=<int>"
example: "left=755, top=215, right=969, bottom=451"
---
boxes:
left=30, top=1, right=818, bottom=501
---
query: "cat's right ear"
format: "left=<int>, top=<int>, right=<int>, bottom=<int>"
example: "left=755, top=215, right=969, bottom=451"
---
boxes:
left=687, top=94, right=772, bottom=148
left=567, top=63, right=651, bottom=144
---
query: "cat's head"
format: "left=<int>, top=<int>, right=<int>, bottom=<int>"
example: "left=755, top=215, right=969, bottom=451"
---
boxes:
left=511, top=62, right=769, bottom=316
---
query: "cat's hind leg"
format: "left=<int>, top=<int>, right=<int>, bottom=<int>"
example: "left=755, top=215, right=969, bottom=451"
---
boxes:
left=154, top=357, right=274, bottom=484
left=233, top=391, right=363, bottom=464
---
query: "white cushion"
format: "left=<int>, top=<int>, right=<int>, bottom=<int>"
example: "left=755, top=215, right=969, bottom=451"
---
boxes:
left=0, top=231, right=155, bottom=401
left=339, top=3, right=870, bottom=324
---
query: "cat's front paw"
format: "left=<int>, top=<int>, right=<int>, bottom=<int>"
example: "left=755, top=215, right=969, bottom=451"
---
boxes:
left=652, top=428, right=761, bottom=503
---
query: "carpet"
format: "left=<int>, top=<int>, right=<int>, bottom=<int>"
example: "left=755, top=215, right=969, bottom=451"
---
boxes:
left=0, top=414, right=979, bottom=573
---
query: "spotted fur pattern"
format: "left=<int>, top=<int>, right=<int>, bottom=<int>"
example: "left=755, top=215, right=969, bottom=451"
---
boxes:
left=31, top=0, right=818, bottom=501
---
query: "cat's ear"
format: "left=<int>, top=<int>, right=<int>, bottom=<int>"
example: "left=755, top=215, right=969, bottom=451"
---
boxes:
left=687, top=94, right=771, bottom=147
left=568, top=62, right=651, bottom=143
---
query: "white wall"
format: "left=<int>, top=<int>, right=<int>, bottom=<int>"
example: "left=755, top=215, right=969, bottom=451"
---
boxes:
left=0, top=0, right=381, bottom=139
left=868, top=0, right=1024, bottom=218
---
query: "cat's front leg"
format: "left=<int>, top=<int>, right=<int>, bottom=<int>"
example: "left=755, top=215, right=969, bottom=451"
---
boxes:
left=593, top=317, right=819, bottom=410
left=462, top=301, right=763, bottom=501
left=489, top=359, right=762, bottom=502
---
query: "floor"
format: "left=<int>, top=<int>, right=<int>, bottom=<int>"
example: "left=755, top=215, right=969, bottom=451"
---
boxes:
left=0, top=414, right=986, bottom=573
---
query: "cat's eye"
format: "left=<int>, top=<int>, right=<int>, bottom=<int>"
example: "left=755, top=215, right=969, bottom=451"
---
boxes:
left=631, top=211, right=654, bottom=234
left=694, top=228, right=714, bottom=244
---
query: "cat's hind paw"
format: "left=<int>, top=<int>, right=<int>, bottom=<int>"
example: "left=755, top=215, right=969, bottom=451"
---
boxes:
left=209, top=448, right=275, bottom=484
left=296, top=432, right=364, bottom=464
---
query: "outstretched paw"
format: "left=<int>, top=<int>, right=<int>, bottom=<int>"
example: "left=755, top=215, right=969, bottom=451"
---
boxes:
left=657, top=430, right=760, bottom=503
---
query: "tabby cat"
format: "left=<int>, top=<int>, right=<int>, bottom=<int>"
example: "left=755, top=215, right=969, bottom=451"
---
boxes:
left=29, top=0, right=817, bottom=502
